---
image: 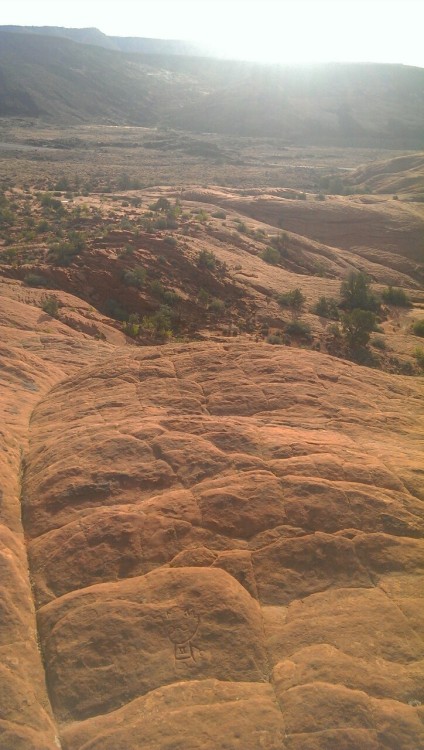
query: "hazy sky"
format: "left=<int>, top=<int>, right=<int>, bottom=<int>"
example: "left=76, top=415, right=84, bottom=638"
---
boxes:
left=1, top=0, right=423, bottom=67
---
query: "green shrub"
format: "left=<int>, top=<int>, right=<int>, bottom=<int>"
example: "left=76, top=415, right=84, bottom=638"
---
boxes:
left=261, top=247, right=280, bottom=265
left=313, top=296, right=340, bottom=319
left=277, top=288, right=305, bottom=315
left=267, top=333, right=284, bottom=345
left=123, top=313, right=140, bottom=337
left=142, top=305, right=173, bottom=338
left=235, top=220, right=248, bottom=233
left=162, top=290, right=181, bottom=306
left=197, top=249, right=217, bottom=270
left=105, top=299, right=128, bottom=321
left=41, top=295, right=59, bottom=317
left=150, top=279, right=165, bottom=297
left=24, top=273, right=48, bottom=288
left=341, top=309, right=376, bottom=349
left=47, top=244, right=74, bottom=266
left=149, top=197, right=171, bottom=212
left=122, top=266, right=146, bottom=288
left=1, top=247, right=18, bottom=264
left=0, top=206, right=16, bottom=225
left=36, top=220, right=49, bottom=233
left=327, top=322, right=342, bottom=337
left=381, top=286, right=411, bottom=307
left=194, top=209, right=209, bottom=223
left=212, top=210, right=226, bottom=219
left=270, top=232, right=288, bottom=251
left=164, top=236, right=178, bottom=247
left=413, top=347, right=424, bottom=368
left=285, top=320, right=312, bottom=338
left=340, top=271, right=380, bottom=312
left=371, top=335, right=387, bottom=350
left=412, top=319, right=424, bottom=337
left=198, top=288, right=210, bottom=306
left=209, top=298, right=225, bottom=315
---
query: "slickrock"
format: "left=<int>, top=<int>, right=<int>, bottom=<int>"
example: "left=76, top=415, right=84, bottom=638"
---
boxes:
left=0, top=290, right=112, bottom=749
left=1, top=285, right=423, bottom=748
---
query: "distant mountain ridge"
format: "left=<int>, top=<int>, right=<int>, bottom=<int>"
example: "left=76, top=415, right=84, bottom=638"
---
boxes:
left=0, top=25, right=207, bottom=56
left=0, top=27, right=423, bottom=148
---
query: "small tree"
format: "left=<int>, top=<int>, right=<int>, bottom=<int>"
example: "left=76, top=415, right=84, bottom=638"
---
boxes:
left=277, top=288, right=305, bottom=317
left=341, top=309, right=376, bottom=349
left=313, top=296, right=340, bottom=320
left=340, top=271, right=379, bottom=312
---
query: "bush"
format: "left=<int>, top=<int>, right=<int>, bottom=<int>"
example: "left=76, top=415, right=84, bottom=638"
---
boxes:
left=122, top=266, right=146, bottom=288
left=371, top=335, right=387, bottom=350
left=142, top=306, right=173, bottom=338
left=381, top=286, right=411, bottom=307
left=47, top=231, right=85, bottom=266
left=340, top=271, right=380, bottom=312
left=270, top=232, right=288, bottom=251
left=277, top=288, right=305, bottom=315
left=209, top=298, right=225, bottom=315
left=212, top=210, right=226, bottom=219
left=41, top=295, right=59, bottom=317
left=163, top=236, right=178, bottom=247
left=24, top=273, right=48, bottom=287
left=162, top=290, right=181, bottom=306
left=194, top=209, right=209, bottom=223
left=149, top=197, right=171, bottom=212
left=341, top=309, right=376, bottom=349
left=47, top=244, right=75, bottom=266
left=267, top=333, right=285, bottom=345
left=150, top=279, right=166, bottom=297
left=285, top=320, right=312, bottom=339
left=105, top=299, right=128, bottom=321
left=197, top=249, right=217, bottom=270
left=123, top=313, right=140, bottom=337
left=313, top=296, right=340, bottom=319
left=235, top=220, right=249, bottom=233
left=413, top=347, right=424, bottom=368
left=198, top=288, right=210, bottom=306
left=36, top=220, right=50, bottom=233
left=1, top=247, right=19, bottom=264
left=261, top=247, right=280, bottom=265
left=412, top=319, right=424, bottom=337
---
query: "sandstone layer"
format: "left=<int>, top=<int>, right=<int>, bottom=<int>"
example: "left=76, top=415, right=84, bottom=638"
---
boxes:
left=1, top=281, right=423, bottom=749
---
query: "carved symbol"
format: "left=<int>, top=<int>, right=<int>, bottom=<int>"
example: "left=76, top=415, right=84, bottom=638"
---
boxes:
left=163, top=604, right=200, bottom=664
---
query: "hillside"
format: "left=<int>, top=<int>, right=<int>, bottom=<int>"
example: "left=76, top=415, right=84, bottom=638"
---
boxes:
left=0, top=31, right=198, bottom=123
left=0, top=29, right=424, bottom=147
left=0, top=24, right=207, bottom=55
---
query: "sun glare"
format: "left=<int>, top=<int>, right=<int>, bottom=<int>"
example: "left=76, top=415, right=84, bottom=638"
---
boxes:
left=191, top=0, right=423, bottom=67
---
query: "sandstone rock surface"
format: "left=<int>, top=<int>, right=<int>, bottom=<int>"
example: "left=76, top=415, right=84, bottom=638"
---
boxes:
left=1, top=283, right=423, bottom=749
